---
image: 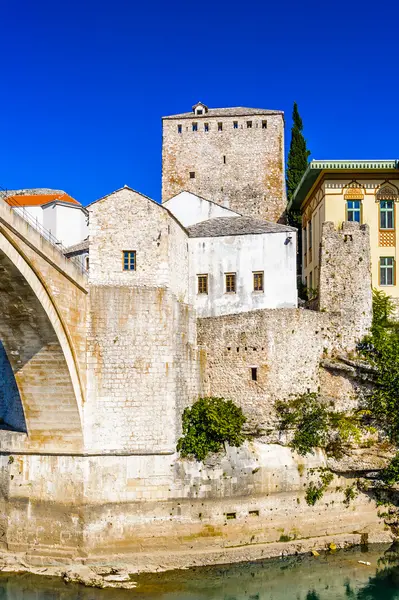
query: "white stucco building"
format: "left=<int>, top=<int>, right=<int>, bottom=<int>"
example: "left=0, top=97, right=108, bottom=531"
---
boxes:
left=3, top=188, right=88, bottom=248
left=81, top=187, right=297, bottom=315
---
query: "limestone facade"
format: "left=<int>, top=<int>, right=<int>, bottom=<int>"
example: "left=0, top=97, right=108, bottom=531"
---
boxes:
left=162, top=105, right=286, bottom=223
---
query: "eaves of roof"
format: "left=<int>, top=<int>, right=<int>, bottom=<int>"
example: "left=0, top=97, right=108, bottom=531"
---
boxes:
left=288, top=160, right=399, bottom=212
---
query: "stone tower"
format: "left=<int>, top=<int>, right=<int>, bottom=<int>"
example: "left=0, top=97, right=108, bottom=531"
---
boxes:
left=162, top=102, right=286, bottom=223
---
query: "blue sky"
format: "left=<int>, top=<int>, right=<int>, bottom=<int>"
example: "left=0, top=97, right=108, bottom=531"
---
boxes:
left=1, top=0, right=398, bottom=205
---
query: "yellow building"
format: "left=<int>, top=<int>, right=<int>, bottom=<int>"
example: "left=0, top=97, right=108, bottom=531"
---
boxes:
left=288, top=160, right=399, bottom=296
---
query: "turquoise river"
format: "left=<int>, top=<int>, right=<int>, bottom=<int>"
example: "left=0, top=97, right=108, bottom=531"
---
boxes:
left=1, top=545, right=399, bottom=599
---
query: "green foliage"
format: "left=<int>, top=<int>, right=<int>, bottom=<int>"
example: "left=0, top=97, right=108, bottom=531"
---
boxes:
left=275, top=392, right=362, bottom=457
left=305, top=468, right=334, bottom=506
left=381, top=452, right=399, bottom=486
left=286, top=102, right=311, bottom=203
left=305, top=482, right=324, bottom=506
left=177, top=397, right=246, bottom=462
left=359, top=289, right=399, bottom=445
left=343, top=484, right=358, bottom=506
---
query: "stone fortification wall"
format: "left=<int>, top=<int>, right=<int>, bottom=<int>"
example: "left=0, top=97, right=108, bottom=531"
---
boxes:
left=162, top=113, right=286, bottom=223
left=86, top=186, right=199, bottom=452
left=318, top=221, right=372, bottom=341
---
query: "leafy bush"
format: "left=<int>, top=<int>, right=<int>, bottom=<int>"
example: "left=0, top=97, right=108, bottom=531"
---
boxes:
left=305, top=482, right=324, bottom=506
left=305, top=468, right=334, bottom=506
left=177, top=397, right=246, bottom=461
left=381, top=452, right=399, bottom=486
left=359, top=289, right=399, bottom=445
left=275, top=393, right=362, bottom=456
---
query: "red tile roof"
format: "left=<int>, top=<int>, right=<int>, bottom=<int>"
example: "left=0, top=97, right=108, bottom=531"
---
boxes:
left=5, top=193, right=80, bottom=207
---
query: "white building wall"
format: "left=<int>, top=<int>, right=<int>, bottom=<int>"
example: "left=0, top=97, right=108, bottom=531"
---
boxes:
left=189, top=231, right=297, bottom=317
left=13, top=206, right=44, bottom=226
left=164, top=191, right=240, bottom=227
left=43, top=204, right=88, bottom=247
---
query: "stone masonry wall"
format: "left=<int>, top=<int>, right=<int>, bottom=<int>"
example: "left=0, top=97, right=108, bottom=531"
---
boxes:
left=162, top=113, right=286, bottom=223
left=318, top=221, right=372, bottom=342
left=87, top=187, right=199, bottom=452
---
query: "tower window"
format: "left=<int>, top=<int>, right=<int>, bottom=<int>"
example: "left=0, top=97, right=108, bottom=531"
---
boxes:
left=189, top=171, right=195, bottom=179
left=225, top=272, right=236, bottom=293
left=177, top=124, right=182, bottom=133
left=197, top=274, right=208, bottom=294
left=192, top=122, right=198, bottom=132
left=204, top=123, right=209, bottom=132
left=223, top=155, right=226, bottom=164
left=123, top=251, right=136, bottom=271
left=233, top=121, right=238, bottom=129
left=251, top=367, right=258, bottom=381
left=218, top=122, right=223, bottom=131
left=247, top=121, right=252, bottom=128
left=262, top=120, right=267, bottom=129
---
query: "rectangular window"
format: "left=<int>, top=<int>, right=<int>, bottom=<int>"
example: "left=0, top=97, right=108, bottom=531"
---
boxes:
left=262, top=120, right=267, bottom=129
left=225, top=272, right=236, bottom=293
left=380, top=201, right=394, bottom=230
left=192, top=122, right=198, bottom=132
left=218, top=122, right=223, bottom=131
left=251, top=367, right=258, bottom=381
left=177, top=124, right=182, bottom=134
left=233, top=121, right=238, bottom=129
left=197, top=274, right=208, bottom=294
left=204, top=123, right=209, bottom=132
left=347, top=200, right=361, bottom=223
left=189, top=171, right=195, bottom=179
left=197, top=109, right=203, bottom=115
left=223, top=155, right=226, bottom=164
left=123, top=250, right=136, bottom=271
left=253, top=271, right=264, bottom=291
left=308, top=220, right=312, bottom=249
left=247, top=121, right=252, bottom=128
left=309, top=271, right=313, bottom=290
left=380, top=257, right=395, bottom=286
left=303, top=226, right=307, bottom=253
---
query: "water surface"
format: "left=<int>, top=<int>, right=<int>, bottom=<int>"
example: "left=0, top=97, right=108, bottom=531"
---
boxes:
left=1, top=544, right=399, bottom=599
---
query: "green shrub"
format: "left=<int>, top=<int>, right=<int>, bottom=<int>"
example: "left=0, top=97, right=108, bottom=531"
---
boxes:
left=177, top=397, right=246, bottom=461
left=381, top=453, right=399, bottom=486
left=305, top=482, right=325, bottom=506
left=275, top=393, right=362, bottom=456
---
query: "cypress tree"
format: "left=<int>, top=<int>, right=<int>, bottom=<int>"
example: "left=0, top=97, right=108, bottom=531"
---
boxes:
left=286, top=102, right=310, bottom=204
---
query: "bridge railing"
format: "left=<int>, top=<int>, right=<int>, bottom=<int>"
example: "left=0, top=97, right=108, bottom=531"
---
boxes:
left=0, top=190, right=87, bottom=274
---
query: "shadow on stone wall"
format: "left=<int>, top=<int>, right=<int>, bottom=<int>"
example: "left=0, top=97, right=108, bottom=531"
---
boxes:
left=0, top=341, right=27, bottom=432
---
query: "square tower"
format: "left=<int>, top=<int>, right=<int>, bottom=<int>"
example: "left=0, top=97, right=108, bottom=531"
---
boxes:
left=162, top=103, right=286, bottom=223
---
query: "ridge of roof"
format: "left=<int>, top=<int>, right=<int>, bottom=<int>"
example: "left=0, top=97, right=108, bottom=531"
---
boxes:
left=87, top=185, right=189, bottom=235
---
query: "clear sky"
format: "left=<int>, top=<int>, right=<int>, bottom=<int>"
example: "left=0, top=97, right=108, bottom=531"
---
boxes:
left=1, top=0, right=398, bottom=205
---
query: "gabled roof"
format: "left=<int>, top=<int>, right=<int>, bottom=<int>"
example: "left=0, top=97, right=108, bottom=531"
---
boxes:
left=163, top=106, right=284, bottom=120
left=288, top=160, right=399, bottom=211
left=187, top=216, right=296, bottom=238
left=4, top=188, right=80, bottom=207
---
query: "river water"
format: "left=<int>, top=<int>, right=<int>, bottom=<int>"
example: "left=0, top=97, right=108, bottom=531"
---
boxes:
left=1, top=544, right=399, bottom=599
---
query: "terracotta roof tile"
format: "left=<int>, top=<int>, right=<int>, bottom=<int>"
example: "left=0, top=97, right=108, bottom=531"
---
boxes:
left=4, top=192, right=80, bottom=207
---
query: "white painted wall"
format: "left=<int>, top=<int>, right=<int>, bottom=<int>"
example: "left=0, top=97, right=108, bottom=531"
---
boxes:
left=13, top=206, right=44, bottom=226
left=43, top=204, right=88, bottom=247
left=189, top=231, right=297, bottom=317
left=164, top=191, right=240, bottom=227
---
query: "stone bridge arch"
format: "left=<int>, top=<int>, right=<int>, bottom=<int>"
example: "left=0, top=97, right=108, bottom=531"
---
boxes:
left=0, top=217, right=86, bottom=453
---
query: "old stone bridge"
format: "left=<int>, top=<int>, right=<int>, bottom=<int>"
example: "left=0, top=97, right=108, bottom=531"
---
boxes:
left=0, top=197, right=88, bottom=453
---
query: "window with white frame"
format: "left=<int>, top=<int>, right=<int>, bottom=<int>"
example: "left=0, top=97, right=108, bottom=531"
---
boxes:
left=347, top=200, right=361, bottom=222
left=380, top=257, right=395, bottom=286
left=380, top=201, right=394, bottom=230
